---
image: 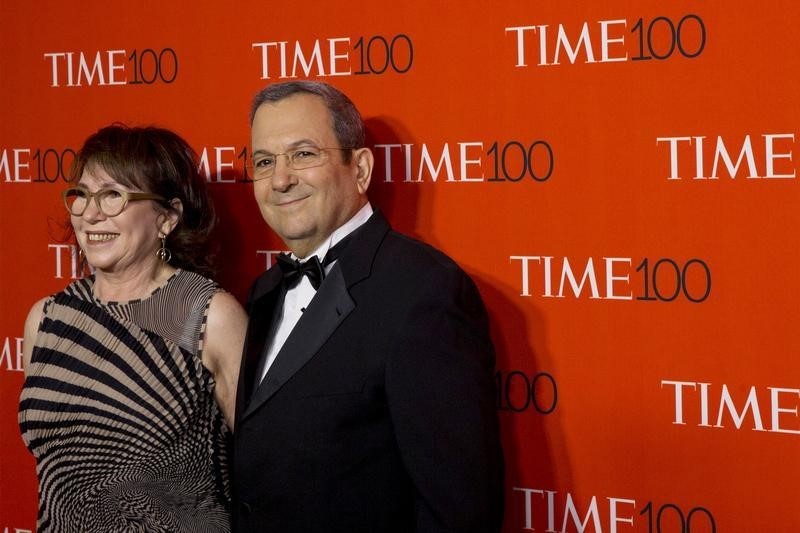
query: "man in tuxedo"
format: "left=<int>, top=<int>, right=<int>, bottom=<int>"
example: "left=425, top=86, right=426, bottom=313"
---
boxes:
left=233, top=80, right=503, bottom=532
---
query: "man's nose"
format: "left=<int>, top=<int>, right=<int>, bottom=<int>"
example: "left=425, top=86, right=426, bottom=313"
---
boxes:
left=270, top=154, right=296, bottom=191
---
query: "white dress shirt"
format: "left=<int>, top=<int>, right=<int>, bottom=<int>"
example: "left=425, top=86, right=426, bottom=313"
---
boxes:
left=257, top=203, right=373, bottom=383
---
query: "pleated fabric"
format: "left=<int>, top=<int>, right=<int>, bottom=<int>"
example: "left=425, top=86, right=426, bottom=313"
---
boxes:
left=19, top=270, right=231, bottom=532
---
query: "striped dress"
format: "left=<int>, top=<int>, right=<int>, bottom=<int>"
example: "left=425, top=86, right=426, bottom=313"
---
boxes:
left=18, top=270, right=232, bottom=532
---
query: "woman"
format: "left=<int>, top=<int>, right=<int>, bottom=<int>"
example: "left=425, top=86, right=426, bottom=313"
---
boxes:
left=18, top=124, right=247, bottom=532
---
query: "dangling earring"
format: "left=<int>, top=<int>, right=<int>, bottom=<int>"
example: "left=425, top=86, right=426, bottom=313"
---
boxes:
left=156, top=235, right=172, bottom=263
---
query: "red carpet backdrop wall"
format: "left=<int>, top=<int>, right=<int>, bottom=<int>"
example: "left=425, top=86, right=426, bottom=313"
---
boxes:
left=1, top=1, right=798, bottom=531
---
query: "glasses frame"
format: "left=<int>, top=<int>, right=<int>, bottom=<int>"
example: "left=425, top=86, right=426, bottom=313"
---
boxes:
left=247, top=146, right=355, bottom=182
left=62, top=187, right=166, bottom=217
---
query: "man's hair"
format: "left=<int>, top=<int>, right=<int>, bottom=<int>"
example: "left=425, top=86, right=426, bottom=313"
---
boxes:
left=69, top=123, right=217, bottom=277
left=250, top=81, right=365, bottom=163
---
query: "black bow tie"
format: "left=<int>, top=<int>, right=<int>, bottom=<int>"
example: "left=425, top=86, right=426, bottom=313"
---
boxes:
left=276, top=254, right=325, bottom=290
left=275, top=233, right=354, bottom=290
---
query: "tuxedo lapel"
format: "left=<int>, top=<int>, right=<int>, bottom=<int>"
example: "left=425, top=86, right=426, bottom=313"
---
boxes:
left=239, top=211, right=393, bottom=423
left=237, top=269, right=283, bottom=418
left=241, top=265, right=354, bottom=421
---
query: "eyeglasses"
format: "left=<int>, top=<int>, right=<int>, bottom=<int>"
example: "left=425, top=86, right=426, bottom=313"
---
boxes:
left=247, top=146, right=354, bottom=181
left=62, top=187, right=165, bottom=217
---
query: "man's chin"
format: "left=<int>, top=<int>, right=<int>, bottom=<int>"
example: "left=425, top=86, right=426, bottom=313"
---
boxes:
left=278, top=231, right=322, bottom=258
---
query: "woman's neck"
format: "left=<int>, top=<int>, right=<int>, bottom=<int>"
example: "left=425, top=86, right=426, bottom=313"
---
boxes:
left=92, top=262, right=177, bottom=302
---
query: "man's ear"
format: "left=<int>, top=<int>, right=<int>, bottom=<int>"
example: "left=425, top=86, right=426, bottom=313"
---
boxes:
left=353, top=147, right=373, bottom=195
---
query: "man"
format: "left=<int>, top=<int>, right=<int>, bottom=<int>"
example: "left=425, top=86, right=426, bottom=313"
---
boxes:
left=233, top=81, right=503, bottom=532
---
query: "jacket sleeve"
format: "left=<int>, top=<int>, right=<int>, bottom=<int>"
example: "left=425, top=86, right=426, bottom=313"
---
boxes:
left=385, top=265, right=504, bottom=532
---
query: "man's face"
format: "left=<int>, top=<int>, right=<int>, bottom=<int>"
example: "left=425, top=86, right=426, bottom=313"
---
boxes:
left=250, top=93, right=369, bottom=258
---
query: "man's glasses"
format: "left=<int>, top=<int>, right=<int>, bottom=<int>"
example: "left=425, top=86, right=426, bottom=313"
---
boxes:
left=62, top=187, right=165, bottom=217
left=247, top=146, right=353, bottom=181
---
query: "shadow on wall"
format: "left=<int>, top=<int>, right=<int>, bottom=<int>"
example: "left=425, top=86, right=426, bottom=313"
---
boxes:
left=471, top=273, right=565, bottom=530
left=364, top=116, right=422, bottom=239
left=208, top=167, right=275, bottom=303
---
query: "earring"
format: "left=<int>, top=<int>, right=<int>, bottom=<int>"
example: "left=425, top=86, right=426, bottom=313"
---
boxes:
left=156, top=236, right=172, bottom=263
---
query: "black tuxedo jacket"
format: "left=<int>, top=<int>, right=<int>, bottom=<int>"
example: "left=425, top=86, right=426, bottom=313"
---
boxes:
left=233, top=212, right=503, bottom=532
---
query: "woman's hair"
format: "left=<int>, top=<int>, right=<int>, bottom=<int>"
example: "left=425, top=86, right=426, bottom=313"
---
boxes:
left=69, top=123, right=216, bottom=277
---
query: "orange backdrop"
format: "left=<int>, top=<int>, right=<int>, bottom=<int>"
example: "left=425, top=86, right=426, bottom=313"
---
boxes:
left=2, top=1, right=799, bottom=531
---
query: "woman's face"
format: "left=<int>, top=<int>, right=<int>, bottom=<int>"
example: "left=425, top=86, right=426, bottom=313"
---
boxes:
left=71, top=165, right=168, bottom=276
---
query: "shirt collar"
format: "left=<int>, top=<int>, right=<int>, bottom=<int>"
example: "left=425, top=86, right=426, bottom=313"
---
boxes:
left=292, top=202, right=373, bottom=262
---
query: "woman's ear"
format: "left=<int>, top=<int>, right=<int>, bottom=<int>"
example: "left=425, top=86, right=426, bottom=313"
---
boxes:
left=158, top=198, right=184, bottom=237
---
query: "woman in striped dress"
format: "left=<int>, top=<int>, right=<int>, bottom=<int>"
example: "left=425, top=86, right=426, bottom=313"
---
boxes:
left=18, top=124, right=247, bottom=532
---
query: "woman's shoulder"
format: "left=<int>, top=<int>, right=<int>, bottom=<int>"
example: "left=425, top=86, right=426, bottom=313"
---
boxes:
left=156, top=269, right=225, bottom=321
left=22, top=294, right=56, bottom=371
left=28, top=277, right=93, bottom=314
left=172, top=269, right=221, bottom=293
left=24, top=296, right=50, bottom=330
